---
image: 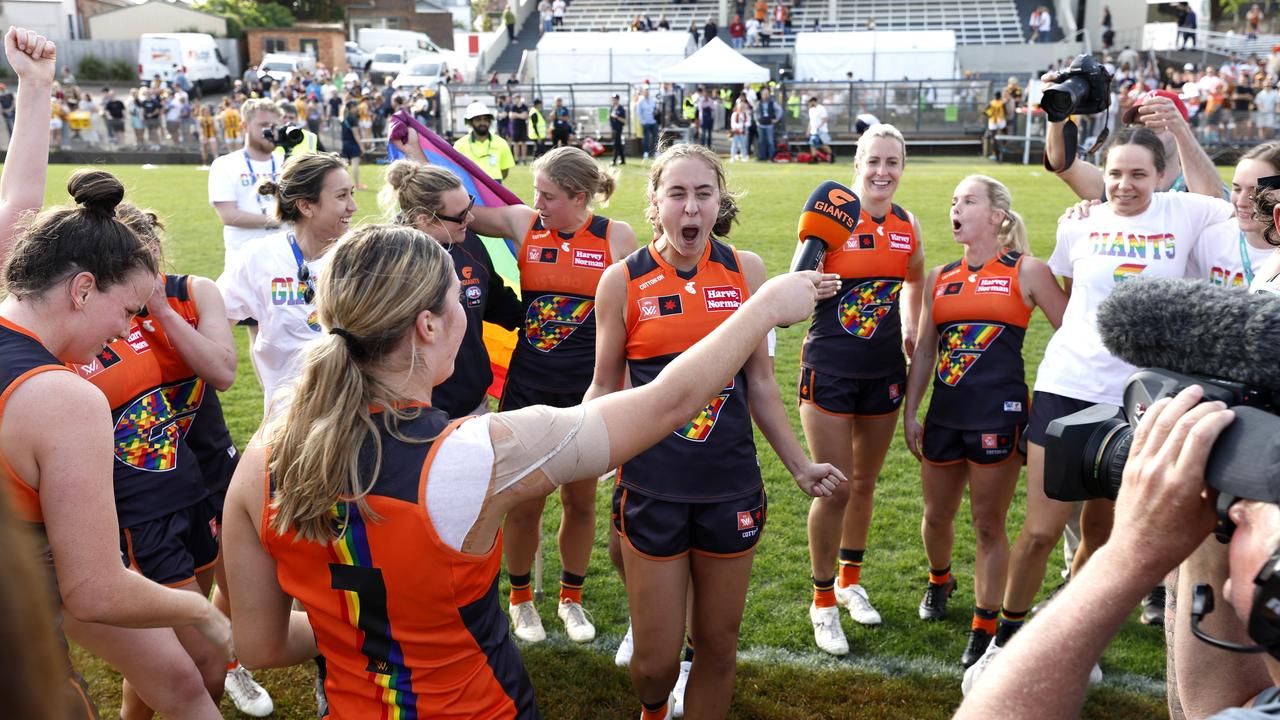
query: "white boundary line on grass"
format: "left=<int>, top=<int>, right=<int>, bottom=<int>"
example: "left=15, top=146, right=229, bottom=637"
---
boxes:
left=524, top=634, right=1168, bottom=698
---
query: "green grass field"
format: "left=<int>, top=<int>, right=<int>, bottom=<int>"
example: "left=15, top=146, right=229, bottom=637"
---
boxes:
left=32, top=157, right=1192, bottom=719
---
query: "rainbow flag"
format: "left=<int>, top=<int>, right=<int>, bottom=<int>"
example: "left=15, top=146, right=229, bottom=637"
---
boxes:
left=387, top=111, right=521, bottom=400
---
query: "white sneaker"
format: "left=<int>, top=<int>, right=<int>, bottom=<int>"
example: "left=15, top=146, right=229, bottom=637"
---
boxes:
left=225, top=664, right=274, bottom=717
left=961, top=642, right=1002, bottom=696
left=1089, top=662, right=1103, bottom=686
left=509, top=601, right=547, bottom=642
left=557, top=601, right=596, bottom=642
left=809, top=602, right=849, bottom=656
left=835, top=583, right=882, bottom=626
left=671, top=660, right=691, bottom=717
left=615, top=621, right=634, bottom=667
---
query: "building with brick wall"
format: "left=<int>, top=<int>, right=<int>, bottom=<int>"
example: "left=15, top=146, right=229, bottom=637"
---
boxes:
left=245, top=23, right=346, bottom=73
left=346, top=0, right=455, bottom=50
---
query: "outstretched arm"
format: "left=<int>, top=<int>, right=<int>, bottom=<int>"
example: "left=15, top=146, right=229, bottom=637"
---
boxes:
left=0, top=27, right=57, bottom=258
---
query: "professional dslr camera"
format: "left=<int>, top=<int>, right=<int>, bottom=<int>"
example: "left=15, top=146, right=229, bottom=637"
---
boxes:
left=263, top=124, right=306, bottom=150
left=1040, top=54, right=1113, bottom=123
left=1043, top=370, right=1280, bottom=502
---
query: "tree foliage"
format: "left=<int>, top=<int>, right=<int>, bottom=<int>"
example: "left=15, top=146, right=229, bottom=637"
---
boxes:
left=193, top=0, right=296, bottom=37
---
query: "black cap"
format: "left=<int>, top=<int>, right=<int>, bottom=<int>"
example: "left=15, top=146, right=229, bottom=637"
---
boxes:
left=1258, top=175, right=1280, bottom=191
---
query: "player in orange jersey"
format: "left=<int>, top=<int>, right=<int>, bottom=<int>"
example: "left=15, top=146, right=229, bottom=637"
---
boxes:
left=1, top=170, right=230, bottom=720
left=586, top=143, right=845, bottom=720
left=470, top=146, right=637, bottom=645
left=800, top=123, right=926, bottom=655
left=902, top=175, right=1066, bottom=668
left=219, top=223, right=839, bottom=719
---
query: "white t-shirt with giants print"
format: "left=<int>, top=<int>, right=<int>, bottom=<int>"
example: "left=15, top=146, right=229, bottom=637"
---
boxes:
left=208, top=149, right=280, bottom=264
left=217, top=230, right=329, bottom=418
left=1035, top=192, right=1233, bottom=405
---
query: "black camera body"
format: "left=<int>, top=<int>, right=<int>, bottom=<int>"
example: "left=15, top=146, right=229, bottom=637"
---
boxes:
left=1040, top=54, right=1114, bottom=123
left=263, top=124, right=305, bottom=150
left=1043, top=369, right=1280, bottom=502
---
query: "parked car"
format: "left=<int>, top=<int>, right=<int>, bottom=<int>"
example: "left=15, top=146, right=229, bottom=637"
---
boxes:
left=345, top=41, right=372, bottom=72
left=368, top=46, right=409, bottom=85
left=260, top=52, right=317, bottom=85
left=138, top=33, right=231, bottom=92
left=392, top=56, right=449, bottom=92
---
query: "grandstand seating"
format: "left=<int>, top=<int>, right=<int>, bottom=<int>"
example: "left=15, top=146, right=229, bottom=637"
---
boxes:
left=551, top=0, right=1026, bottom=45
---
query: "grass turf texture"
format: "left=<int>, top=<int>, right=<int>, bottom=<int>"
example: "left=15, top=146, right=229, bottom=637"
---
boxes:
left=31, top=158, right=1191, bottom=719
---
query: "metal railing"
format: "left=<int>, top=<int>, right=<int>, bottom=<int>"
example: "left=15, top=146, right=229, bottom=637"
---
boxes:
left=777, top=80, right=995, bottom=138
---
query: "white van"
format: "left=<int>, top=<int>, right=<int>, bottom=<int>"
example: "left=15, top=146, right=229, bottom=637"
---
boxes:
left=260, top=52, right=318, bottom=85
left=357, top=28, right=443, bottom=56
left=138, top=33, right=231, bottom=92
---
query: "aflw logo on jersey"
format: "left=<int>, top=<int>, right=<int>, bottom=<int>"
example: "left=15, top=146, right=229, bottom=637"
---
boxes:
left=638, top=294, right=683, bottom=321
left=703, top=285, right=743, bottom=312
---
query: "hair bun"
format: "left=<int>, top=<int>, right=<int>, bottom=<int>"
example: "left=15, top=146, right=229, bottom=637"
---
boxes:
left=385, top=160, right=419, bottom=191
left=67, top=169, right=125, bottom=217
left=258, top=181, right=280, bottom=197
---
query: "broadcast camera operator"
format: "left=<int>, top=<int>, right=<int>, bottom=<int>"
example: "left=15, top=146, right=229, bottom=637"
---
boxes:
left=958, top=271, right=1280, bottom=719
left=208, top=98, right=286, bottom=268
left=1040, top=56, right=1223, bottom=200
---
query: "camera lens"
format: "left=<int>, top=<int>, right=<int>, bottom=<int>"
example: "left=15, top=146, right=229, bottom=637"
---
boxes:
left=1088, top=422, right=1132, bottom=501
left=1041, top=77, right=1089, bottom=122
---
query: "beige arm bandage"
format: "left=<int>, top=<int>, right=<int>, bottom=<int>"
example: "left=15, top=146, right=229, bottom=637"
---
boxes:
left=488, top=404, right=612, bottom=494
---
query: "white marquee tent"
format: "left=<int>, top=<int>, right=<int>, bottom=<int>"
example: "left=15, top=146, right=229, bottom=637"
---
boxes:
left=659, top=37, right=770, bottom=84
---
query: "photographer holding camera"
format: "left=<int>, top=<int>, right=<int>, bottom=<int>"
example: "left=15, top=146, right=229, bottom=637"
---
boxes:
left=208, top=98, right=286, bottom=268
left=1041, top=56, right=1223, bottom=202
left=955, top=383, right=1280, bottom=720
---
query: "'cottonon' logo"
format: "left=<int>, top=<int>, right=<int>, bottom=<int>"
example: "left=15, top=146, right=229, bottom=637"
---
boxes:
left=525, top=295, right=595, bottom=351
left=936, top=323, right=1003, bottom=386
left=703, top=285, right=743, bottom=312
left=838, top=280, right=902, bottom=338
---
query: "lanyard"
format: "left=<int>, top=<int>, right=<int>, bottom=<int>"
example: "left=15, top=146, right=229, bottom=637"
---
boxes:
left=244, top=151, right=277, bottom=215
left=1239, top=230, right=1256, bottom=286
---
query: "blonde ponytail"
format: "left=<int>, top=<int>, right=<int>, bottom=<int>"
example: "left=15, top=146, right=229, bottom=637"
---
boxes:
left=268, top=224, right=454, bottom=543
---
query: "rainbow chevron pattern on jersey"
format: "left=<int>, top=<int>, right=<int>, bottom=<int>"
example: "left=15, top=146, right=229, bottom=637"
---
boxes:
left=936, top=323, right=1004, bottom=387
left=524, top=295, right=594, bottom=352
left=328, top=502, right=419, bottom=719
left=113, top=378, right=205, bottom=471
left=1112, top=263, right=1146, bottom=283
left=675, top=393, right=728, bottom=442
left=837, top=280, right=903, bottom=338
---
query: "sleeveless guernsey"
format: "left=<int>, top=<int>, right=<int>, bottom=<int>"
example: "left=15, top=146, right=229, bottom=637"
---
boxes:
left=926, top=252, right=1032, bottom=429
left=618, top=239, right=760, bottom=502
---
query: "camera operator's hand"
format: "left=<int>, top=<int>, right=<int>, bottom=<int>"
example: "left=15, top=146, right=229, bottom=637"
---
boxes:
left=1111, top=385, right=1232, bottom=584
left=1039, top=70, right=1062, bottom=87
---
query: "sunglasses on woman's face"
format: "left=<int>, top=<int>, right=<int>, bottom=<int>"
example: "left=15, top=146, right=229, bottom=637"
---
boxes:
left=435, top=195, right=475, bottom=225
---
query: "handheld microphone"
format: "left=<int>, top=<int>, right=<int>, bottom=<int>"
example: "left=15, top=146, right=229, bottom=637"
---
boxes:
left=790, top=181, right=861, bottom=273
left=1097, top=278, right=1280, bottom=392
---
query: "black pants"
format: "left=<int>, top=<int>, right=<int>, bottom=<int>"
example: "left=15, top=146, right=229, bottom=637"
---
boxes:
left=612, top=128, right=626, bottom=163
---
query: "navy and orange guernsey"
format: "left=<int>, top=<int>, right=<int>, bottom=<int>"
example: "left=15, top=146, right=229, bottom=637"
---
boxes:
left=73, top=276, right=206, bottom=528
left=802, top=204, right=917, bottom=377
left=926, top=251, right=1032, bottom=429
left=154, top=275, right=237, bottom=499
left=0, top=317, right=70, bottom=563
left=619, top=239, right=760, bottom=502
left=511, top=214, right=613, bottom=394
left=261, top=406, right=540, bottom=719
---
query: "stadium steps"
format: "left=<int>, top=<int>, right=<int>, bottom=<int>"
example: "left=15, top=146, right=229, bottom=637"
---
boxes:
left=549, top=0, right=1026, bottom=45
left=490, top=15, right=543, bottom=75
